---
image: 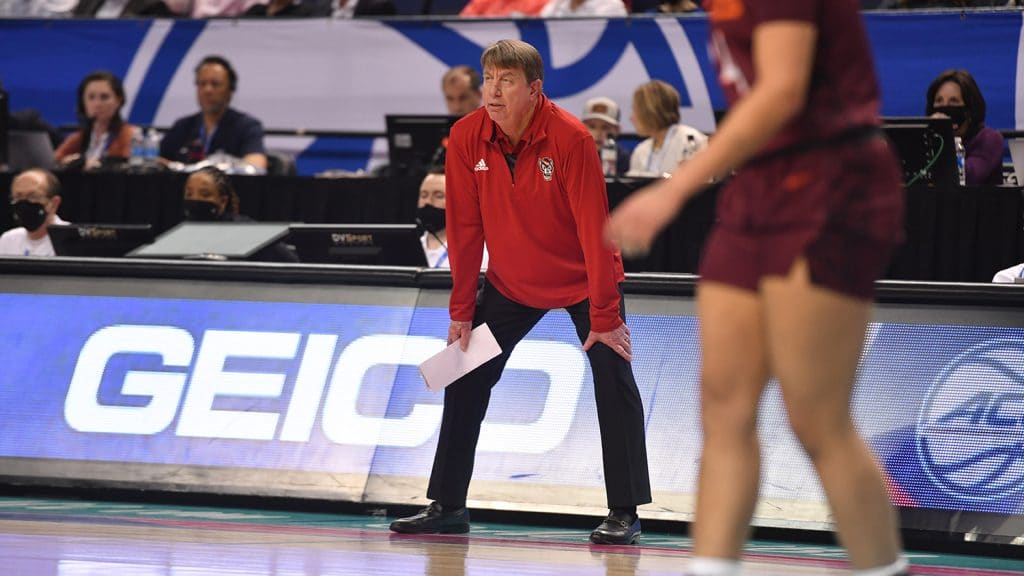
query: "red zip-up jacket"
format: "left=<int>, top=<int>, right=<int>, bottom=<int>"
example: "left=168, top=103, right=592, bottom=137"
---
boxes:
left=445, top=93, right=626, bottom=332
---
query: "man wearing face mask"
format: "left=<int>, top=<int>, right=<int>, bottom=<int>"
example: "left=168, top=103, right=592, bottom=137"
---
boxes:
left=415, top=165, right=488, bottom=269
left=0, top=169, right=69, bottom=257
left=926, top=69, right=1005, bottom=187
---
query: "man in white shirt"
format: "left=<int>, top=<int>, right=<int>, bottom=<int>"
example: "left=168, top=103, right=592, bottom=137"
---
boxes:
left=0, top=168, right=69, bottom=257
left=415, top=166, right=487, bottom=269
left=992, top=263, right=1024, bottom=283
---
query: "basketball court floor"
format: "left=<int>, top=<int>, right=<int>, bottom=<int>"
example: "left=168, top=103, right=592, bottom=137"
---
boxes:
left=1, top=495, right=1022, bottom=575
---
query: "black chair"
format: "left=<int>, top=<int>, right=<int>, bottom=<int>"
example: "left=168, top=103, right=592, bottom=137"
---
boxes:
left=266, top=152, right=297, bottom=177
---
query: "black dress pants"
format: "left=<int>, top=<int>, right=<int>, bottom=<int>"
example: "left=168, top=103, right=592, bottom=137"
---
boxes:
left=426, top=281, right=652, bottom=510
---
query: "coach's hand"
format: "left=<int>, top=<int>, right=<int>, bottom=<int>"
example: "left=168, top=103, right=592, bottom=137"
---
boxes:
left=448, top=320, right=474, bottom=351
left=582, top=322, right=632, bottom=362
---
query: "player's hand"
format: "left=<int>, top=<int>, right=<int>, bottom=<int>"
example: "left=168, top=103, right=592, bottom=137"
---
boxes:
left=582, top=322, right=632, bottom=362
left=448, top=320, right=473, bottom=351
left=605, top=178, right=687, bottom=258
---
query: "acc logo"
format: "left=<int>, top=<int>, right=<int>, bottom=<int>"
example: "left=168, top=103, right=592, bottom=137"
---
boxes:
left=915, top=339, right=1024, bottom=501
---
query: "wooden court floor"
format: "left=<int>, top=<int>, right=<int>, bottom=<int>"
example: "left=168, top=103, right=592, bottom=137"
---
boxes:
left=0, top=497, right=1021, bottom=575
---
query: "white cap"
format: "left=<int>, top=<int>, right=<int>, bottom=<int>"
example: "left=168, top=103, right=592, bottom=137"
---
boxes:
left=582, top=96, right=620, bottom=127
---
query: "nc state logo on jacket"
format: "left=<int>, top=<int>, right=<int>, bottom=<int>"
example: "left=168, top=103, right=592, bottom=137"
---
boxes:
left=538, top=157, right=554, bottom=181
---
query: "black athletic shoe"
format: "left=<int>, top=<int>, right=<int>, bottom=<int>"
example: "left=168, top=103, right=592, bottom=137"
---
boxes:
left=389, top=502, right=470, bottom=534
left=589, top=510, right=641, bottom=545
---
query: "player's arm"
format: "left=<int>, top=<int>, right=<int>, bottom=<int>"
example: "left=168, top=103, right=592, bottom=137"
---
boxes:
left=606, top=21, right=817, bottom=253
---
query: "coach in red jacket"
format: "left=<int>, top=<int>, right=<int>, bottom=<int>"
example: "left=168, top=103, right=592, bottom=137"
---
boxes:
left=389, top=39, right=652, bottom=545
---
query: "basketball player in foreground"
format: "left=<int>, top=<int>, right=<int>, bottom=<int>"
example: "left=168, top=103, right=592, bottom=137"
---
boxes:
left=606, top=1, right=910, bottom=574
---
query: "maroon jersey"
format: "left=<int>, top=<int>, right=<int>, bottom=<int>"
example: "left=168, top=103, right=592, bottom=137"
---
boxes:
left=706, top=0, right=882, bottom=155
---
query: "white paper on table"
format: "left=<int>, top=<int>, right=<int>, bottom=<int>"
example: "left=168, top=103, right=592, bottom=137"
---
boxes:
left=418, top=323, right=501, bottom=391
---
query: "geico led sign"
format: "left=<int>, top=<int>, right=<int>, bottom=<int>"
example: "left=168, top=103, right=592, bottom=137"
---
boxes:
left=64, top=324, right=585, bottom=453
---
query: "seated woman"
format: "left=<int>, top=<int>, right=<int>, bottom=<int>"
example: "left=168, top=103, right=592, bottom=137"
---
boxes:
left=926, top=69, right=1005, bottom=186
left=182, top=166, right=298, bottom=262
left=627, top=80, right=708, bottom=177
left=416, top=165, right=487, bottom=269
left=55, top=71, right=135, bottom=170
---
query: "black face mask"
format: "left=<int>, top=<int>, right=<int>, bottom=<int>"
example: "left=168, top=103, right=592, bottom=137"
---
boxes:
left=934, top=105, right=968, bottom=127
left=416, top=204, right=446, bottom=233
left=183, top=199, right=221, bottom=221
left=11, top=200, right=48, bottom=232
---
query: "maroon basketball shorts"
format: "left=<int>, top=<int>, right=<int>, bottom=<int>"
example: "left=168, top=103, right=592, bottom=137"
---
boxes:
left=699, top=134, right=905, bottom=300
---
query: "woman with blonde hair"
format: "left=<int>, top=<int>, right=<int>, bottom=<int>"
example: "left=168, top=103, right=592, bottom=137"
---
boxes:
left=627, top=79, right=708, bottom=177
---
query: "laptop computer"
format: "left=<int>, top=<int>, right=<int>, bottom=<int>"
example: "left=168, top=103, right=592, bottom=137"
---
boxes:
left=6, top=129, right=56, bottom=171
left=127, top=222, right=290, bottom=260
left=881, top=117, right=958, bottom=187
left=1007, top=139, right=1024, bottom=186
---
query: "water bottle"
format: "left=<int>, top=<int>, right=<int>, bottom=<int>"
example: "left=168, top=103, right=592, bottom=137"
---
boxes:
left=144, top=128, right=160, bottom=163
left=954, top=136, right=965, bottom=186
left=601, top=136, right=617, bottom=177
left=129, top=127, right=145, bottom=167
left=684, top=133, right=698, bottom=160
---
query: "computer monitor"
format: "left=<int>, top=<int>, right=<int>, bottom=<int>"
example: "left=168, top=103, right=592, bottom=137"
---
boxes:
left=5, top=129, right=56, bottom=171
left=1007, top=138, right=1024, bottom=185
left=881, top=116, right=958, bottom=187
left=385, top=114, right=460, bottom=178
left=288, top=223, right=428, bottom=267
left=5, top=130, right=56, bottom=172
left=49, top=223, right=155, bottom=258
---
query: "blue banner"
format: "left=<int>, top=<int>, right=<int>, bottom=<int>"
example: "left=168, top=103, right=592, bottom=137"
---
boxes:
left=1, top=13, right=1019, bottom=175
left=0, top=290, right=1022, bottom=523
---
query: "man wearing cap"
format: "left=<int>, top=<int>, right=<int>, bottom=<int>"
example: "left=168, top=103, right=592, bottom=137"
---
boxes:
left=582, top=96, right=631, bottom=177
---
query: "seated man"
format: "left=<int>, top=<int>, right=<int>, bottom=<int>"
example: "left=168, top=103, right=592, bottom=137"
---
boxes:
left=992, top=262, right=1024, bottom=283
left=0, top=168, right=69, bottom=257
left=159, top=55, right=267, bottom=171
left=582, top=96, right=630, bottom=177
left=442, top=66, right=482, bottom=117
left=416, top=165, right=487, bottom=269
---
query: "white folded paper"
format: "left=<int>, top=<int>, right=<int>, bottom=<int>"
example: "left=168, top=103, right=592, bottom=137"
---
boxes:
left=418, top=323, right=501, bottom=391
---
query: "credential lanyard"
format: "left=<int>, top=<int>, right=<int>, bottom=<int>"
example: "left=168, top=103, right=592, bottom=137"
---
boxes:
left=434, top=248, right=449, bottom=268
left=198, top=122, right=218, bottom=156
